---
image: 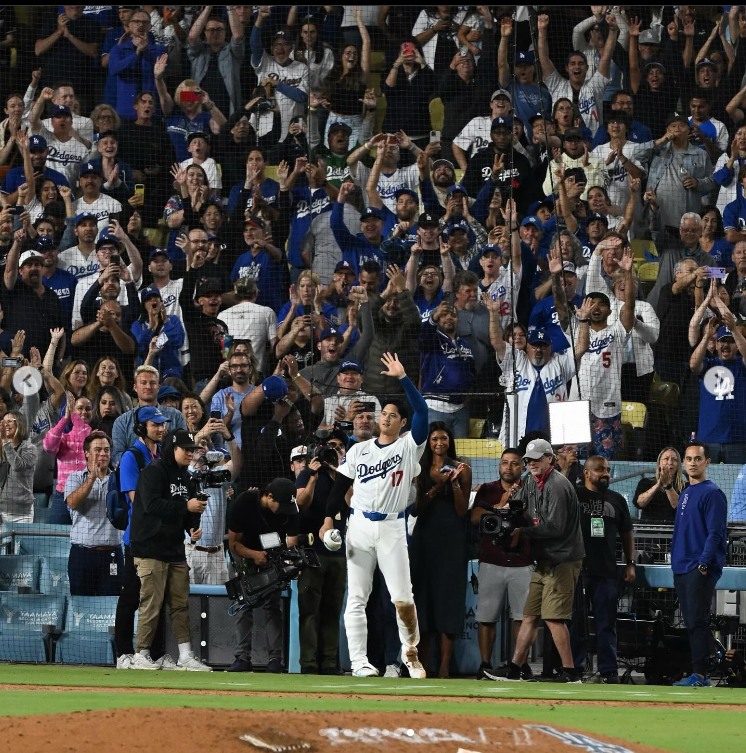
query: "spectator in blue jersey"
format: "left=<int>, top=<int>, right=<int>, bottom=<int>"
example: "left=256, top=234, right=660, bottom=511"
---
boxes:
left=699, top=206, right=732, bottom=269
left=131, top=287, right=186, bottom=379
left=367, top=178, right=420, bottom=267
left=101, top=7, right=136, bottom=107
left=723, top=166, right=746, bottom=244
left=497, top=20, right=552, bottom=141
left=1, top=134, right=69, bottom=204
left=277, top=271, right=338, bottom=331
left=713, top=125, right=746, bottom=213
left=230, top=215, right=285, bottom=313
left=394, top=212, right=442, bottom=273
left=405, top=239, right=456, bottom=321
left=330, top=181, right=387, bottom=277
left=671, top=442, right=728, bottom=687
left=158, top=78, right=228, bottom=163
left=688, top=95, right=728, bottom=165
left=226, top=147, right=280, bottom=216
left=109, top=9, right=168, bottom=121
left=36, top=235, right=76, bottom=330
left=419, top=301, right=476, bottom=438
left=530, top=262, right=583, bottom=354
left=590, top=90, right=653, bottom=148
left=276, top=155, right=337, bottom=283
left=689, top=318, right=746, bottom=464
left=443, top=215, right=488, bottom=274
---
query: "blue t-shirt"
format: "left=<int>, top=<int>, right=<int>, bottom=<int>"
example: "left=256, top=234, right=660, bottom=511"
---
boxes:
left=102, top=25, right=126, bottom=106
left=697, top=356, right=746, bottom=443
left=227, top=178, right=280, bottom=216
left=1, top=165, right=69, bottom=195
left=277, top=301, right=339, bottom=328
left=43, top=268, right=77, bottom=330
left=414, top=288, right=444, bottom=322
left=231, top=248, right=285, bottom=313
left=287, top=185, right=333, bottom=267
left=211, top=385, right=254, bottom=449
left=723, top=196, right=746, bottom=233
left=166, top=111, right=213, bottom=162
left=707, top=237, right=733, bottom=268
left=529, top=293, right=583, bottom=353
left=591, top=120, right=653, bottom=149
left=119, top=440, right=158, bottom=547
left=671, top=479, right=728, bottom=578
left=507, top=81, right=553, bottom=141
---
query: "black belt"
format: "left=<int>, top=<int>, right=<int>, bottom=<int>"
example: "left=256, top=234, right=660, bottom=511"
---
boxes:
left=193, top=545, right=221, bottom=553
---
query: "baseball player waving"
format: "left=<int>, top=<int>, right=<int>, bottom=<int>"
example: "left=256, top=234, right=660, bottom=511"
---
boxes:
left=321, top=352, right=429, bottom=678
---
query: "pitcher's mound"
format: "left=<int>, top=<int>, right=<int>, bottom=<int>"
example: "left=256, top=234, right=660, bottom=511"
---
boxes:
left=0, top=708, right=669, bottom=753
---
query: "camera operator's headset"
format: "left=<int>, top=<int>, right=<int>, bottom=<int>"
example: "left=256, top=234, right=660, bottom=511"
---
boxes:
left=133, top=407, right=149, bottom=440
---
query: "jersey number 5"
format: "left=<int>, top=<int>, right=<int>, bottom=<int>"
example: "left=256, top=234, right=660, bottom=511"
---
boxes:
left=391, top=470, right=403, bottom=487
left=602, top=351, right=611, bottom=368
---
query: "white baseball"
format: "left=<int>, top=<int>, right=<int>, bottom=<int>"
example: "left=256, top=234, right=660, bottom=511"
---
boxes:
left=323, top=528, right=343, bottom=552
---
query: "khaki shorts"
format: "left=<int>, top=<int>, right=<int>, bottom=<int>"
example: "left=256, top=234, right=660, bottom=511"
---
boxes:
left=523, top=560, right=582, bottom=621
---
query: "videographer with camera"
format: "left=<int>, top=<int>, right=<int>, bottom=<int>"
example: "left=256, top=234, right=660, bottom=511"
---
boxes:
left=184, top=417, right=241, bottom=585
left=471, top=448, right=534, bottom=681
left=227, top=477, right=300, bottom=673
left=293, top=431, right=347, bottom=674
left=129, top=429, right=212, bottom=672
left=485, top=439, right=585, bottom=684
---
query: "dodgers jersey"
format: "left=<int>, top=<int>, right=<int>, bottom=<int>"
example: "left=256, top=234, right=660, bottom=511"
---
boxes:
left=545, top=69, right=610, bottom=137
left=338, top=432, right=427, bottom=515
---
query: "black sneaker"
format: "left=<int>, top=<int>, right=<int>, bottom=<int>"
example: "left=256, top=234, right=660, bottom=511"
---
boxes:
left=226, top=658, right=253, bottom=672
left=520, top=663, right=535, bottom=681
left=476, top=663, right=493, bottom=680
left=482, top=662, right=522, bottom=682
left=320, top=667, right=344, bottom=675
left=602, top=673, right=620, bottom=684
left=538, top=671, right=559, bottom=682
left=552, top=670, right=583, bottom=684
left=265, top=657, right=283, bottom=674
left=300, top=666, right=318, bottom=674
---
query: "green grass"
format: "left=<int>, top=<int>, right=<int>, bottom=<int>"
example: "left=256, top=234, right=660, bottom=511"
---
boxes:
left=2, top=663, right=746, bottom=706
left=0, top=687, right=744, bottom=753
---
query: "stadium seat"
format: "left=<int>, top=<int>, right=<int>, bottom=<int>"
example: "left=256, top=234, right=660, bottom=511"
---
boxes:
left=621, top=402, right=648, bottom=430
left=39, top=556, right=71, bottom=596
left=648, top=379, right=680, bottom=427
left=55, top=595, right=118, bottom=665
left=468, top=418, right=485, bottom=438
left=630, top=239, right=658, bottom=261
left=455, top=438, right=504, bottom=458
left=429, top=98, right=444, bottom=132
left=638, top=262, right=659, bottom=283
left=14, top=535, right=71, bottom=557
left=370, top=50, right=386, bottom=72
left=33, top=492, right=50, bottom=511
left=0, top=593, right=66, bottom=662
left=0, top=554, right=41, bottom=592
left=143, top=226, right=167, bottom=247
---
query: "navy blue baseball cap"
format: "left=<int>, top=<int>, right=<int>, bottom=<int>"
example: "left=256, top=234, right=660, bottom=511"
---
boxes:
left=51, top=104, right=72, bottom=118
left=491, top=116, right=513, bottom=131
left=359, top=207, right=383, bottom=222
left=149, top=248, right=170, bottom=261
left=96, top=231, right=119, bottom=248
left=29, top=134, right=47, bottom=151
left=444, top=220, right=469, bottom=237
left=515, top=50, right=535, bottom=65
left=446, top=184, right=469, bottom=197
left=157, top=385, right=182, bottom=401
left=717, top=326, right=735, bottom=341
left=35, top=236, right=57, bottom=251
left=527, top=326, right=550, bottom=345
left=528, top=197, right=555, bottom=216
left=521, top=215, right=543, bottom=229
left=481, top=244, right=502, bottom=257
left=394, top=188, right=419, bottom=202
left=587, top=212, right=609, bottom=226
left=80, top=161, right=101, bottom=176
left=320, top=327, right=343, bottom=341
left=334, top=260, right=354, bottom=273
left=75, top=211, right=98, bottom=226
left=140, top=286, right=162, bottom=304
left=339, top=359, right=363, bottom=374
left=529, top=111, right=555, bottom=124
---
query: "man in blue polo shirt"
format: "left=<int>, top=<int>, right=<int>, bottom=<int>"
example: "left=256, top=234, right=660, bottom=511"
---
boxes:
left=671, top=442, right=728, bottom=687
left=690, top=321, right=746, bottom=464
left=37, top=235, right=76, bottom=330
left=0, top=134, right=70, bottom=203
left=114, top=406, right=170, bottom=670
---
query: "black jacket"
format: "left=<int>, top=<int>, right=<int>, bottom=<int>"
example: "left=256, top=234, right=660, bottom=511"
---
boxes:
left=130, top=433, right=200, bottom=562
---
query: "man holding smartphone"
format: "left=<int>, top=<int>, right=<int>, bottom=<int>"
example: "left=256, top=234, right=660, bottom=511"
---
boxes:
left=321, top=359, right=381, bottom=429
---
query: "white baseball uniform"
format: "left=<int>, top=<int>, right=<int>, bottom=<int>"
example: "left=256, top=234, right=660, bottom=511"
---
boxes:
left=337, top=430, right=427, bottom=670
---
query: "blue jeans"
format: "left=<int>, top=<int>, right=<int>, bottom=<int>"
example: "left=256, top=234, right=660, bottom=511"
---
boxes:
left=674, top=568, right=718, bottom=676
left=68, top=544, right=124, bottom=596
left=571, top=574, right=619, bottom=675
left=427, top=405, right=471, bottom=439
left=49, top=488, right=72, bottom=525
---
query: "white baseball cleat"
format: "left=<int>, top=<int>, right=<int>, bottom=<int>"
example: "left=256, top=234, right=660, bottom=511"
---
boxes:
left=383, top=663, right=401, bottom=678
left=403, top=649, right=426, bottom=679
left=130, top=652, right=160, bottom=670
left=156, top=653, right=179, bottom=671
left=352, top=662, right=380, bottom=677
left=177, top=651, right=213, bottom=671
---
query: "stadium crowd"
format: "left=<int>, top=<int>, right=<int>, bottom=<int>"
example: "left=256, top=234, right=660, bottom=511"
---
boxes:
left=0, top=5, right=741, bottom=684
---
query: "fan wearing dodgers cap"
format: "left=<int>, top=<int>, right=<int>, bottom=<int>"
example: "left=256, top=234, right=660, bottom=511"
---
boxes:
left=73, top=160, right=123, bottom=234
left=529, top=260, right=584, bottom=354
left=452, top=89, right=513, bottom=170
left=320, top=358, right=382, bottom=429
left=1, top=133, right=70, bottom=204
left=690, top=320, right=746, bottom=464
left=131, top=286, right=186, bottom=378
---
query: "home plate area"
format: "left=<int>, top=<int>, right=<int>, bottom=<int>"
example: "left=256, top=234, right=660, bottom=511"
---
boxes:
left=0, top=708, right=669, bottom=753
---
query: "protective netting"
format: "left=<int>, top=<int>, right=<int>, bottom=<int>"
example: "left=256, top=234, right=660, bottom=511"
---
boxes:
left=0, top=5, right=745, bottom=675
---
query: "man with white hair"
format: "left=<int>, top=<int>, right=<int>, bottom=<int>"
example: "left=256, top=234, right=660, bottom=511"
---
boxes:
left=647, top=213, right=715, bottom=310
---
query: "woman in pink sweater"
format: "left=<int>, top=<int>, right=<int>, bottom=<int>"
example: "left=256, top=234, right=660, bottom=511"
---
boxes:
left=43, top=394, right=94, bottom=525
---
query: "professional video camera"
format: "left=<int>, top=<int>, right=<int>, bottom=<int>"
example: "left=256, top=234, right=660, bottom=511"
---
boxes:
left=479, top=496, right=527, bottom=548
left=226, top=532, right=320, bottom=609
left=306, top=427, right=346, bottom=468
left=190, top=450, right=231, bottom=488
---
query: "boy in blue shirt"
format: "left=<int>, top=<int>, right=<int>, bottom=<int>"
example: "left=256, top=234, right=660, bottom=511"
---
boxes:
left=671, top=442, right=728, bottom=687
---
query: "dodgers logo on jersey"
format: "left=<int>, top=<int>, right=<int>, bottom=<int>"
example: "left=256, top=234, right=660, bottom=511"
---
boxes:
left=588, top=332, right=615, bottom=355
left=357, top=453, right=403, bottom=483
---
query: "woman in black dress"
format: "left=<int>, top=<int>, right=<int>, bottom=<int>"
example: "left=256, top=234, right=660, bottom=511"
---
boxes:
left=632, top=446, right=686, bottom=523
left=410, top=421, right=471, bottom=677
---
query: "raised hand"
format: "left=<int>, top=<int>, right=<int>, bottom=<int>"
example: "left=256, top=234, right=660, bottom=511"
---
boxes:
left=575, top=296, right=596, bottom=321
left=276, top=160, right=290, bottom=184
left=154, top=53, right=169, bottom=79
left=337, top=180, right=355, bottom=203
left=380, top=351, right=405, bottom=379
left=492, top=151, right=505, bottom=175
left=548, top=246, right=563, bottom=275
left=500, top=198, right=517, bottom=229
left=480, top=290, right=500, bottom=313
left=170, top=163, right=187, bottom=185
left=50, top=327, right=65, bottom=345
left=628, top=16, right=641, bottom=36
left=40, top=86, right=55, bottom=101
left=537, top=14, right=549, bottom=32
left=385, top=263, right=406, bottom=292
left=349, top=285, right=368, bottom=304
left=682, top=16, right=696, bottom=37
left=500, top=16, right=512, bottom=37
left=618, top=247, right=634, bottom=272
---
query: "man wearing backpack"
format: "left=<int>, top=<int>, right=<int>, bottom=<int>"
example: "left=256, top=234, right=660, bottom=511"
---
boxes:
left=113, top=407, right=170, bottom=670
left=64, top=431, right=122, bottom=597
